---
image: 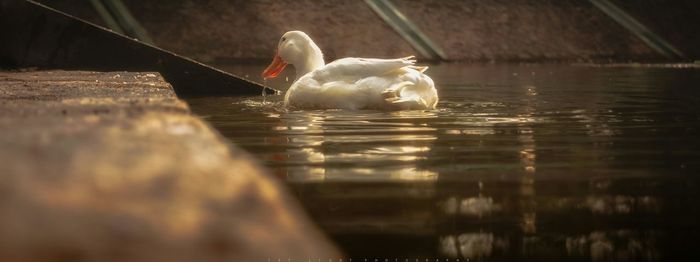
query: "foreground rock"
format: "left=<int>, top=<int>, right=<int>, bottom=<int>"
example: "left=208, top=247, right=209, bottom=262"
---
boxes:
left=0, top=71, right=340, bottom=261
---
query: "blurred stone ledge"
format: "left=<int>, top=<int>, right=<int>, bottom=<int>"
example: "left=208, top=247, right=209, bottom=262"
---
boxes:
left=36, top=0, right=700, bottom=62
left=0, top=70, right=340, bottom=261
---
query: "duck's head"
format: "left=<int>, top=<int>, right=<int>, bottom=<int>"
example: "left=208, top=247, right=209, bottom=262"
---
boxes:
left=262, top=31, right=324, bottom=80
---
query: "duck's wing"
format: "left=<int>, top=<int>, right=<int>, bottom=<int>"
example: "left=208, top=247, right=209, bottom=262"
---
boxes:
left=312, top=56, right=417, bottom=82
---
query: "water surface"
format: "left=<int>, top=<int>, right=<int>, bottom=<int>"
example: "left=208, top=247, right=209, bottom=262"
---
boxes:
left=187, top=64, right=700, bottom=261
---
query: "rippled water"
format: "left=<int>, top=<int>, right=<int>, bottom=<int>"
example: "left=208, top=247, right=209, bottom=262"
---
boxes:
left=187, top=64, right=700, bottom=261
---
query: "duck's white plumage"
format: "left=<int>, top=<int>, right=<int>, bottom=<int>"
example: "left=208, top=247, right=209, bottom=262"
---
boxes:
left=262, top=31, right=438, bottom=110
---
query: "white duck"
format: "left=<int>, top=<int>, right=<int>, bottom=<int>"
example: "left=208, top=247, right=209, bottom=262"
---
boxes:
left=262, top=31, right=438, bottom=110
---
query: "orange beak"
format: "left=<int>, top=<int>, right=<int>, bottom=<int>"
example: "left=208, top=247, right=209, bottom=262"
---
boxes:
left=261, top=52, right=288, bottom=79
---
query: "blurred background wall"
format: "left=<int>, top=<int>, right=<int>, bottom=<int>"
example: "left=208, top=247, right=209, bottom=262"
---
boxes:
left=37, top=0, right=699, bottom=63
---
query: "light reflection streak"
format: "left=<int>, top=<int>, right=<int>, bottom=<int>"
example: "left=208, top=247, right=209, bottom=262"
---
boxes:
left=565, top=230, right=661, bottom=261
left=440, top=233, right=508, bottom=259
left=459, top=197, right=500, bottom=217
left=440, top=230, right=661, bottom=261
left=584, top=195, right=662, bottom=214
left=518, top=84, right=538, bottom=235
left=269, top=110, right=439, bottom=182
left=286, top=166, right=438, bottom=182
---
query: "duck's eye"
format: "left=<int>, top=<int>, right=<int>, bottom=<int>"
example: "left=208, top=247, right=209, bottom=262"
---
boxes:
left=281, top=37, right=286, bottom=42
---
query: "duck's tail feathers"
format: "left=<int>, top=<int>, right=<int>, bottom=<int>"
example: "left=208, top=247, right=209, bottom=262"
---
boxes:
left=401, top=55, right=417, bottom=64
left=381, top=81, right=432, bottom=109
left=408, top=65, right=429, bottom=73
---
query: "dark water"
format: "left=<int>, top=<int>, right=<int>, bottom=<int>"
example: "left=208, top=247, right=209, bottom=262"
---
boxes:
left=187, top=64, right=700, bottom=261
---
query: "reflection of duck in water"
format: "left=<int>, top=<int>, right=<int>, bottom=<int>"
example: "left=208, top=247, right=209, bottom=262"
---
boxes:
left=262, top=31, right=438, bottom=110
